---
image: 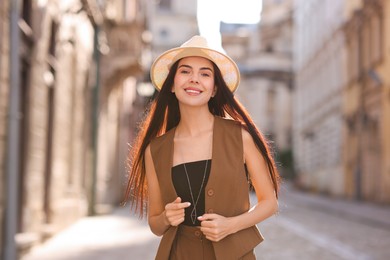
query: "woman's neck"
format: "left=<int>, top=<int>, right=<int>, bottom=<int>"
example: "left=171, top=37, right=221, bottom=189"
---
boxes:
left=176, top=107, right=214, bottom=138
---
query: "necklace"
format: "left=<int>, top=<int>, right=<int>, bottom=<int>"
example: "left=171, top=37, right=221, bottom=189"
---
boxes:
left=183, top=160, right=208, bottom=224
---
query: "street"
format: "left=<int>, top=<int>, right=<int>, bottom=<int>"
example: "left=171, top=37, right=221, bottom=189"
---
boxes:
left=22, top=183, right=390, bottom=260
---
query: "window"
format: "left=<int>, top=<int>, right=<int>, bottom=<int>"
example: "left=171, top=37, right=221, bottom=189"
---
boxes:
left=266, top=87, right=276, bottom=115
left=370, top=11, right=383, bottom=64
left=21, top=0, right=32, bottom=26
left=348, top=31, right=359, bottom=82
left=159, top=0, right=171, bottom=10
left=43, top=20, right=58, bottom=224
left=362, top=21, right=370, bottom=71
left=17, top=0, right=34, bottom=233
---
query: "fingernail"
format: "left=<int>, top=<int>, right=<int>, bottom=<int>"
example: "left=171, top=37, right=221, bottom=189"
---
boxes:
left=187, top=202, right=191, bottom=206
left=197, top=216, right=203, bottom=220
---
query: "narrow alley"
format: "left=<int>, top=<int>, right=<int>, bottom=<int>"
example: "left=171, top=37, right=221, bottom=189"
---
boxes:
left=2, top=1, right=390, bottom=259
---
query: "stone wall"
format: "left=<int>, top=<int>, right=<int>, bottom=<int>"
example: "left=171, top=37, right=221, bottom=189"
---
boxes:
left=0, top=0, right=10, bottom=255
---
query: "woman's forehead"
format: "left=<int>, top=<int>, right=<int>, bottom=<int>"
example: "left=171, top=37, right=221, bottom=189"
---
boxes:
left=178, top=56, right=214, bottom=67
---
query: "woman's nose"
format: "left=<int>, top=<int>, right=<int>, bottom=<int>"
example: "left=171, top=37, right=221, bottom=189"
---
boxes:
left=190, top=74, right=199, bottom=83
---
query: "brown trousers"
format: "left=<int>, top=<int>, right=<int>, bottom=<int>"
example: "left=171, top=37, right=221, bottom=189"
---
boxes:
left=169, top=225, right=256, bottom=260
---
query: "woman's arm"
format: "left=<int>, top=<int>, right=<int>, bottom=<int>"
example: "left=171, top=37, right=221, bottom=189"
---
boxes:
left=145, top=145, right=190, bottom=236
left=199, top=129, right=278, bottom=241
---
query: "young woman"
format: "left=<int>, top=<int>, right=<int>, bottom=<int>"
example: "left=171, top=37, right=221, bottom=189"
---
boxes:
left=123, top=36, right=280, bottom=260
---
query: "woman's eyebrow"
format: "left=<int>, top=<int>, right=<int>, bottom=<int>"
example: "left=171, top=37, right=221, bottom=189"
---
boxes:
left=178, top=64, right=192, bottom=69
left=178, top=64, right=213, bottom=72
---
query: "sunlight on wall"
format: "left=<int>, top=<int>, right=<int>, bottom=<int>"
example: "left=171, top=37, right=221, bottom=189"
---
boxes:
left=37, top=0, right=48, bottom=8
left=220, top=0, right=262, bottom=24
left=197, top=0, right=262, bottom=52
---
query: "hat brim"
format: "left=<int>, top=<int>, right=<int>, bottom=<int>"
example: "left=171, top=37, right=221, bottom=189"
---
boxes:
left=150, top=46, right=240, bottom=92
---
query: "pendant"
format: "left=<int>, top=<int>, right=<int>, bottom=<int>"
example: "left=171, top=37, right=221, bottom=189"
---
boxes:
left=191, top=208, right=197, bottom=224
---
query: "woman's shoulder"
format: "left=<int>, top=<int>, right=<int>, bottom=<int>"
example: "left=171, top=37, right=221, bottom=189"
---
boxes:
left=215, top=115, right=242, bottom=128
left=241, top=127, right=253, bottom=144
left=150, top=127, right=176, bottom=149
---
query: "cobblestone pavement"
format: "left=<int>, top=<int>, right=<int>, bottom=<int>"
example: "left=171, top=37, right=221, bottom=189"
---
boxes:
left=22, top=183, right=390, bottom=260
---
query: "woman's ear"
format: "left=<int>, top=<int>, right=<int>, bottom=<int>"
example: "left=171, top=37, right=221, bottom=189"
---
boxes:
left=171, top=85, right=175, bottom=93
left=212, top=86, right=217, bottom=97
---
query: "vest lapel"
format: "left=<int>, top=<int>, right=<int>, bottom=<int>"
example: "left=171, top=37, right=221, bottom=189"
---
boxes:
left=205, top=116, right=221, bottom=198
left=151, top=127, right=178, bottom=204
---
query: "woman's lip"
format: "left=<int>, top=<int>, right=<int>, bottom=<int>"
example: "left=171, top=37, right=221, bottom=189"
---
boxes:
left=184, top=88, right=202, bottom=94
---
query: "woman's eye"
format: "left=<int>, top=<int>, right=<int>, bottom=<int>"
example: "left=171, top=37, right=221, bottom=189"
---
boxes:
left=180, top=70, right=190, bottom=74
left=201, top=73, right=211, bottom=77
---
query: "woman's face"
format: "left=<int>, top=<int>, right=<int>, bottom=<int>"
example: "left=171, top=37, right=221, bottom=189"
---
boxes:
left=172, top=56, right=216, bottom=107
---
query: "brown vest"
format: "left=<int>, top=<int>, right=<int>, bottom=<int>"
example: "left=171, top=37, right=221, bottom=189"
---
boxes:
left=150, top=116, right=264, bottom=260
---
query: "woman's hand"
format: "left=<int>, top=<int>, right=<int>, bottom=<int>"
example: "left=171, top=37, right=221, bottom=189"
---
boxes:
left=198, top=214, right=234, bottom=242
left=164, top=197, right=191, bottom=226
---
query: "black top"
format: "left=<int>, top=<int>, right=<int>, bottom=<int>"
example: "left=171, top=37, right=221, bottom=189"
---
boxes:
left=172, top=160, right=211, bottom=226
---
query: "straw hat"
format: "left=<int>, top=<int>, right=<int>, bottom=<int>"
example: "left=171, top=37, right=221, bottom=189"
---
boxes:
left=150, top=35, right=240, bottom=92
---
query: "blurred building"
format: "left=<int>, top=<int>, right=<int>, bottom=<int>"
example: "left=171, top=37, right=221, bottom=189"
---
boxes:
left=293, top=0, right=390, bottom=203
left=0, top=0, right=9, bottom=256
left=293, top=0, right=346, bottom=195
left=149, top=0, right=198, bottom=60
left=92, top=0, right=150, bottom=212
left=0, top=0, right=150, bottom=257
left=222, top=0, right=294, bottom=177
left=342, top=0, right=390, bottom=202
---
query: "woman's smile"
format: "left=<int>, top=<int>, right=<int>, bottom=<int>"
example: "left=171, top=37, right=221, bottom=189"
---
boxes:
left=184, top=87, right=203, bottom=95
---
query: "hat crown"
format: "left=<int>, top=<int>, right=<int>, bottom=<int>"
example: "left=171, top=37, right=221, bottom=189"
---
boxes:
left=181, top=35, right=209, bottom=48
left=151, top=35, right=240, bottom=92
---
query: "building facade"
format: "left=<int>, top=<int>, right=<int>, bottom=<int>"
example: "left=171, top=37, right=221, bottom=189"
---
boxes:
left=343, top=0, right=390, bottom=202
left=93, top=0, right=151, bottom=210
left=293, top=0, right=390, bottom=202
left=383, top=1, right=390, bottom=203
left=293, top=0, right=346, bottom=195
left=0, top=0, right=10, bottom=256
left=0, top=0, right=149, bottom=257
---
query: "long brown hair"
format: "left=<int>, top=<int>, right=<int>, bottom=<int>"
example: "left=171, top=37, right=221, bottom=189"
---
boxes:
left=122, top=59, right=280, bottom=217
